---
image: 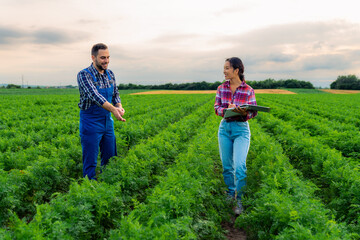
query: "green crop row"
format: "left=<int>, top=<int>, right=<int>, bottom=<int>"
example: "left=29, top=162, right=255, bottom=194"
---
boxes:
left=108, top=113, right=228, bottom=239
left=0, top=94, right=212, bottom=170
left=115, top=94, right=213, bottom=155
left=256, top=112, right=360, bottom=235
left=0, top=94, right=212, bottom=228
left=100, top=99, right=214, bottom=201
left=236, top=119, right=354, bottom=239
left=1, top=99, right=214, bottom=239
left=258, top=99, right=360, bottom=159
left=259, top=94, right=360, bottom=127
left=121, top=94, right=194, bottom=117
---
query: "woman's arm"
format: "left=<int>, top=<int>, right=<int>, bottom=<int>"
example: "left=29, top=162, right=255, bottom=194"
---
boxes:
left=214, top=86, right=227, bottom=117
left=246, top=88, right=258, bottom=120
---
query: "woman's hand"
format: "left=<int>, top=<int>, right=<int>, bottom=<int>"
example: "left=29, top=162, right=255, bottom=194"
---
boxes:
left=231, top=105, right=247, bottom=116
left=228, top=103, right=236, bottom=108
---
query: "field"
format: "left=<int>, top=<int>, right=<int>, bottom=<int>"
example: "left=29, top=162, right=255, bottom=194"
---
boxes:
left=130, top=89, right=297, bottom=95
left=0, top=89, right=360, bottom=239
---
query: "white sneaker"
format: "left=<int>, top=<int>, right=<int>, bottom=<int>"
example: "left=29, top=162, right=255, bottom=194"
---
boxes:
left=234, top=200, right=243, bottom=215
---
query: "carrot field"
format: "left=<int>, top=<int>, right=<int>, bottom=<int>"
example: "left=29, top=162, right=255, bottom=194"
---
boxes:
left=0, top=89, right=359, bottom=239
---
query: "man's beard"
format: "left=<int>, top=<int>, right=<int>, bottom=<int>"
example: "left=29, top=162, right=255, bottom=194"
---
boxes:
left=95, top=60, right=107, bottom=71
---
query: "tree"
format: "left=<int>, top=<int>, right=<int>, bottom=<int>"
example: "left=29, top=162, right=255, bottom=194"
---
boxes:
left=6, top=84, right=21, bottom=89
left=330, top=75, right=360, bottom=90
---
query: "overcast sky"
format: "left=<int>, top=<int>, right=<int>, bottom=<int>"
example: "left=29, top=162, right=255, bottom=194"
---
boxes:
left=1, top=0, right=359, bottom=88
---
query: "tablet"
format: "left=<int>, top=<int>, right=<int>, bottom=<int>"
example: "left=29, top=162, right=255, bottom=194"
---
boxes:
left=224, top=104, right=270, bottom=118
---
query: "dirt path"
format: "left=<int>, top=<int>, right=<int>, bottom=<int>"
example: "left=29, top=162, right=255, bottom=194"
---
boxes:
left=222, top=215, right=247, bottom=240
left=254, top=89, right=296, bottom=94
left=320, top=89, right=360, bottom=94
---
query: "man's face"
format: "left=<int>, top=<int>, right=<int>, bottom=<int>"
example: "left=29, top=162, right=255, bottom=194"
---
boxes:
left=92, top=49, right=110, bottom=72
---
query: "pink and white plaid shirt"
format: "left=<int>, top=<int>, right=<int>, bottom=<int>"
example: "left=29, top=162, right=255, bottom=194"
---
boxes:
left=214, top=80, right=258, bottom=121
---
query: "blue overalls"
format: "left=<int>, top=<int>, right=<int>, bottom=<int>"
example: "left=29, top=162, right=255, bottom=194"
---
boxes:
left=79, top=69, right=117, bottom=180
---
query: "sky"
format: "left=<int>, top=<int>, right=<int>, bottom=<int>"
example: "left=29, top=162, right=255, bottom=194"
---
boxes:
left=1, top=0, right=359, bottom=88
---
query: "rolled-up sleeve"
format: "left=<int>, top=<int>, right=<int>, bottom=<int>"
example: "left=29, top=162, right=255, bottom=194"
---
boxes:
left=214, top=86, right=226, bottom=117
left=246, top=88, right=258, bottom=120
left=109, top=70, right=121, bottom=105
left=77, top=70, right=107, bottom=107
left=112, top=85, right=121, bottom=105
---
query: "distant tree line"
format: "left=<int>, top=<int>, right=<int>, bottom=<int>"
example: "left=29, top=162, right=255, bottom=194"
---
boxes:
left=248, top=79, right=314, bottom=89
left=3, top=84, right=21, bottom=89
left=330, top=75, right=360, bottom=90
left=118, top=78, right=315, bottom=90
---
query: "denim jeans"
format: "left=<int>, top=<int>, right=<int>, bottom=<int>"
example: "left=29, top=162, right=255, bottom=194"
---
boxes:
left=218, top=119, right=250, bottom=200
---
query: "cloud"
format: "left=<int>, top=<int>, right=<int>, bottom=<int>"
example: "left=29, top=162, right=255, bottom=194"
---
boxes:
left=105, top=20, right=360, bottom=88
left=0, top=27, right=23, bottom=44
left=302, top=54, right=351, bottom=71
left=213, top=20, right=360, bottom=76
left=32, top=29, right=75, bottom=44
left=267, top=53, right=297, bottom=63
left=0, top=25, right=89, bottom=46
left=241, top=20, right=360, bottom=46
left=150, top=33, right=202, bottom=45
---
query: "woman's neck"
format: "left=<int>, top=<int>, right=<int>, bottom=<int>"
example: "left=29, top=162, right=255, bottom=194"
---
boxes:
left=230, top=77, right=242, bottom=86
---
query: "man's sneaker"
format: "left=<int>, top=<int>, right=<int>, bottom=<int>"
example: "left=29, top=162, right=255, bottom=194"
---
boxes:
left=234, top=200, right=243, bottom=215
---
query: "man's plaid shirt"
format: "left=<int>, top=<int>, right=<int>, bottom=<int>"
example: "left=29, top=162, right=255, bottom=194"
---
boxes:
left=77, top=64, right=121, bottom=110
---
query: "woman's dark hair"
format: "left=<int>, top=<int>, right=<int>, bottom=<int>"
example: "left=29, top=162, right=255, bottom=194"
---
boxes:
left=91, top=43, right=108, bottom=57
left=226, top=57, right=245, bottom=82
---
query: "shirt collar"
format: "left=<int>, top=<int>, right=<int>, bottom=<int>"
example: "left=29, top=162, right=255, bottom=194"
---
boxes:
left=224, top=80, right=230, bottom=87
left=224, top=80, right=246, bottom=88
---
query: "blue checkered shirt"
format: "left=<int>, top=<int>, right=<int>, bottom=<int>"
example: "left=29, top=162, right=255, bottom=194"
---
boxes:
left=77, top=64, right=121, bottom=110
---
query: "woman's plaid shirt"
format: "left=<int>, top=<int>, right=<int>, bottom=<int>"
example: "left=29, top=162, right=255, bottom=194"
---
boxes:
left=214, top=80, right=257, bottom=121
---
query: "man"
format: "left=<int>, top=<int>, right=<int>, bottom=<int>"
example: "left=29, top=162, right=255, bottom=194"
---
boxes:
left=77, top=43, right=125, bottom=180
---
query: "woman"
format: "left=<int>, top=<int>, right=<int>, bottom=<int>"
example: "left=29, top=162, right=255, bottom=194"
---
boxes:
left=214, top=57, right=257, bottom=215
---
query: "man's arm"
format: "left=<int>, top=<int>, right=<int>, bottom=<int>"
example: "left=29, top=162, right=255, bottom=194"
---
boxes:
left=78, top=70, right=108, bottom=107
left=102, top=102, right=126, bottom=122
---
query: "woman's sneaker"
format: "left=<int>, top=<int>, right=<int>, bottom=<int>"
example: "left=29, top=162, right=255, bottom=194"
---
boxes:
left=234, top=200, right=243, bottom=215
left=226, top=194, right=235, bottom=203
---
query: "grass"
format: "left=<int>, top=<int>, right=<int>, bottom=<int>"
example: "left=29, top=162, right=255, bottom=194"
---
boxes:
left=1, top=88, right=338, bottom=96
left=0, top=88, right=155, bottom=95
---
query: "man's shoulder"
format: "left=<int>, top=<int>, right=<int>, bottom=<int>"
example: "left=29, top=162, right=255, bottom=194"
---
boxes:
left=107, top=69, right=114, bottom=75
left=78, top=66, right=92, bottom=75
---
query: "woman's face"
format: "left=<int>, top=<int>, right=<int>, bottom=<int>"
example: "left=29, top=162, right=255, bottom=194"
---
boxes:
left=223, top=61, right=238, bottom=80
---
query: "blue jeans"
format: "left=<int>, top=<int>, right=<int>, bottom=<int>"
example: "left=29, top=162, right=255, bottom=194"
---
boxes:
left=218, top=119, right=250, bottom=200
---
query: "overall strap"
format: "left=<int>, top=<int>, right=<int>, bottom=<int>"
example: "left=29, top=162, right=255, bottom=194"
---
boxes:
left=105, top=70, right=112, bottom=82
left=84, top=68, right=112, bottom=84
left=83, top=68, right=97, bottom=82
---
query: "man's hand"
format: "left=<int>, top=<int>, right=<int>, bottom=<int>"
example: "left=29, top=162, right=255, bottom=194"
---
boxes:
left=111, top=107, right=126, bottom=122
left=116, top=106, right=125, bottom=116
left=102, top=102, right=126, bottom=122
